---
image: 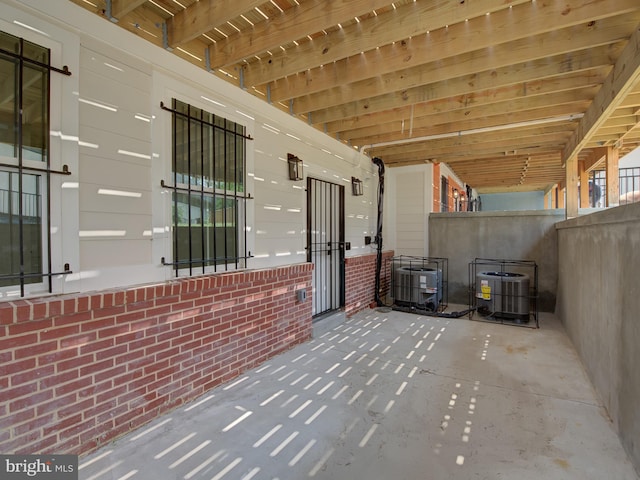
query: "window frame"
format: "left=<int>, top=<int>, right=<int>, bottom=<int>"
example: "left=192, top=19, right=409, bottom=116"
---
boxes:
left=162, top=98, right=251, bottom=277
left=0, top=29, right=72, bottom=298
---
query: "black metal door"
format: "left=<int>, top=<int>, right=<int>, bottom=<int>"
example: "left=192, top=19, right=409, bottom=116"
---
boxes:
left=307, top=177, right=345, bottom=317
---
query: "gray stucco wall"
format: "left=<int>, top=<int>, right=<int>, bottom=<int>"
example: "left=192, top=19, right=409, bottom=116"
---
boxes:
left=429, top=210, right=564, bottom=311
left=556, top=202, right=640, bottom=472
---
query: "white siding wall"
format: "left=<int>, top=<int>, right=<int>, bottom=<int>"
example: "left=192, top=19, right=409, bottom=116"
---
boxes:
left=2, top=0, right=378, bottom=295
left=388, top=165, right=433, bottom=257
left=78, top=40, right=153, bottom=279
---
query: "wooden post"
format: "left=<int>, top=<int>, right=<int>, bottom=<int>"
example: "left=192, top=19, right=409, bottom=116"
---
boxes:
left=578, top=160, right=589, bottom=208
left=605, top=146, right=620, bottom=206
left=565, top=155, right=578, bottom=218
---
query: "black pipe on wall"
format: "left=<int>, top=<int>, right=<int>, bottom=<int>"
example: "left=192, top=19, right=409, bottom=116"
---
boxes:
left=372, top=157, right=385, bottom=306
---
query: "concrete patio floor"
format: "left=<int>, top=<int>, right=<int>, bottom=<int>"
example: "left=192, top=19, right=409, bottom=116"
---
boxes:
left=78, top=308, right=639, bottom=480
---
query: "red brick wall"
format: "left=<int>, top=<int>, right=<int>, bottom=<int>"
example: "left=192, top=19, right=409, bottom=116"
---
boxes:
left=345, top=251, right=394, bottom=316
left=433, top=163, right=441, bottom=211
left=0, top=264, right=313, bottom=456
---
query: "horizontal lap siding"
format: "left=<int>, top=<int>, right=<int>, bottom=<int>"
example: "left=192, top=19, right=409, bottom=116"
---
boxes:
left=0, top=264, right=313, bottom=456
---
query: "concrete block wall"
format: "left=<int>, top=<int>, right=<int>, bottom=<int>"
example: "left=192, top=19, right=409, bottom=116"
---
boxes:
left=0, top=264, right=313, bottom=456
left=555, top=203, right=640, bottom=472
left=429, top=210, right=564, bottom=310
left=345, top=251, right=394, bottom=316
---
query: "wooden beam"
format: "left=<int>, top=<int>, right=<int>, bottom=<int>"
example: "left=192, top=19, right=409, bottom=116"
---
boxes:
left=111, top=0, right=147, bottom=20
left=368, top=125, right=571, bottom=157
left=208, top=0, right=392, bottom=69
left=243, top=0, right=639, bottom=88
left=286, top=31, right=626, bottom=111
left=167, top=0, right=266, bottom=47
left=295, top=43, right=619, bottom=116
left=280, top=27, right=628, bottom=106
left=312, top=68, right=607, bottom=125
left=562, top=25, right=640, bottom=163
left=328, top=89, right=596, bottom=135
left=270, top=0, right=630, bottom=102
left=582, top=147, right=608, bottom=172
left=347, top=103, right=586, bottom=147
left=370, top=138, right=567, bottom=164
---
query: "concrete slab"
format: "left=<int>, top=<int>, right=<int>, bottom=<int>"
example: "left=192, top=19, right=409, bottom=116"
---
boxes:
left=79, top=308, right=639, bottom=480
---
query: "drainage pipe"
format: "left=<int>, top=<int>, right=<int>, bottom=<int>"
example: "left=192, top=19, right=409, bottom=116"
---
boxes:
left=372, top=157, right=385, bottom=306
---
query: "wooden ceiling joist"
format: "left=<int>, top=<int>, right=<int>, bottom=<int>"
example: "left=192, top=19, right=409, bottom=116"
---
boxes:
left=70, top=0, right=640, bottom=193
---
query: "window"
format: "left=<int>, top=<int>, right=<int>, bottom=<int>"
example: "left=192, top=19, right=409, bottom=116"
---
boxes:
left=0, top=31, right=53, bottom=294
left=165, top=99, right=249, bottom=275
left=440, top=176, right=449, bottom=212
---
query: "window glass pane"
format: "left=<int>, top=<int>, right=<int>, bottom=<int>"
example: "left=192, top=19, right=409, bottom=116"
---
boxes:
left=213, top=126, right=224, bottom=190
left=235, top=123, right=245, bottom=193
left=0, top=33, right=49, bottom=163
left=189, top=118, right=202, bottom=186
left=22, top=38, right=48, bottom=63
left=173, top=98, right=188, bottom=115
left=174, top=113, right=189, bottom=185
left=0, top=31, right=20, bottom=54
left=202, top=122, right=214, bottom=189
left=206, top=196, right=237, bottom=264
left=22, top=63, right=48, bottom=162
left=0, top=55, right=18, bottom=158
left=173, top=191, right=192, bottom=264
left=0, top=171, right=42, bottom=286
left=225, top=126, right=236, bottom=192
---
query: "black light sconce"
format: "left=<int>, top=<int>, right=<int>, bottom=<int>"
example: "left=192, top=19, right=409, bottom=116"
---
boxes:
left=351, top=177, right=363, bottom=196
left=287, top=153, right=303, bottom=181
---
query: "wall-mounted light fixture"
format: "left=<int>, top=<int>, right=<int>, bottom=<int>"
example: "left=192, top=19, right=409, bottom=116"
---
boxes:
left=351, top=177, right=363, bottom=196
left=287, top=153, right=303, bottom=181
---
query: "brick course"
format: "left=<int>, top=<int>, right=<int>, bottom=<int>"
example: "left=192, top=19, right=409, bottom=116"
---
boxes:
left=0, top=264, right=313, bottom=456
left=345, top=251, right=394, bottom=316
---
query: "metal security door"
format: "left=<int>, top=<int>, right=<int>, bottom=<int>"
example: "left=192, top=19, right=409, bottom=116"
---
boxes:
left=307, top=177, right=345, bottom=317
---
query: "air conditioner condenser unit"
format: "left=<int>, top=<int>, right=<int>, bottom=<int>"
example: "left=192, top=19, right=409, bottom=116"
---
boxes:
left=476, top=271, right=529, bottom=321
left=394, top=266, right=443, bottom=311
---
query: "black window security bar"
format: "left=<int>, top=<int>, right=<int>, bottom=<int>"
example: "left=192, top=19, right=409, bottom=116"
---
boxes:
left=161, top=99, right=251, bottom=277
left=387, top=255, right=448, bottom=314
left=0, top=31, right=73, bottom=297
left=468, top=258, right=539, bottom=328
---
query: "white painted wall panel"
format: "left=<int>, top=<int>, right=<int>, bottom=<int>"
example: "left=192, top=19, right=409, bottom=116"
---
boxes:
left=78, top=42, right=153, bottom=280
left=80, top=239, right=152, bottom=269
left=395, top=170, right=426, bottom=256
left=78, top=211, right=152, bottom=239
left=80, top=40, right=152, bottom=87
left=79, top=151, right=152, bottom=193
left=78, top=102, right=152, bottom=143
left=3, top=0, right=379, bottom=294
